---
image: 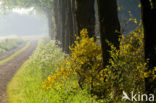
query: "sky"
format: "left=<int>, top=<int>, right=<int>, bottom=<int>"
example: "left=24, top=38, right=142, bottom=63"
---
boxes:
left=0, top=7, right=48, bottom=36
left=12, top=8, right=34, bottom=15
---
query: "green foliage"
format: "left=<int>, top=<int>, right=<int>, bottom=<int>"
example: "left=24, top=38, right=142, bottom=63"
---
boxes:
left=101, top=29, right=146, bottom=100
left=0, top=39, right=23, bottom=55
left=0, top=48, right=6, bottom=54
left=98, top=28, right=156, bottom=101
left=7, top=29, right=156, bottom=102
left=69, top=29, right=103, bottom=90
left=43, top=28, right=156, bottom=102
left=7, top=38, right=95, bottom=103
left=43, top=29, right=105, bottom=97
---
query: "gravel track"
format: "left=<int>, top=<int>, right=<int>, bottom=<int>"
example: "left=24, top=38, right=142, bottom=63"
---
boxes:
left=0, top=41, right=37, bottom=103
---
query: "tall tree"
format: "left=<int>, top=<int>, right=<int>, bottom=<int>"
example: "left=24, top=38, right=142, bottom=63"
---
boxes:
left=45, top=8, right=53, bottom=39
left=64, top=0, right=74, bottom=53
left=54, top=0, right=63, bottom=44
left=75, top=0, right=95, bottom=38
left=97, top=0, right=121, bottom=67
left=71, top=0, right=78, bottom=36
left=53, top=0, right=75, bottom=53
left=140, top=0, right=156, bottom=94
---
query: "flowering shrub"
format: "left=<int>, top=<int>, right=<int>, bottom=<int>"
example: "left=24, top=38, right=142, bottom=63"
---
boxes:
left=101, top=29, right=156, bottom=100
left=32, top=39, right=64, bottom=79
left=43, top=28, right=156, bottom=101
left=43, top=29, right=104, bottom=92
left=102, top=29, right=146, bottom=99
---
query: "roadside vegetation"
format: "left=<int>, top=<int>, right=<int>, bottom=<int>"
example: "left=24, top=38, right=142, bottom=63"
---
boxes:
left=7, top=29, right=156, bottom=103
left=0, top=42, right=30, bottom=66
left=1, top=0, right=155, bottom=102
left=0, top=38, right=23, bottom=55
left=7, top=38, right=96, bottom=103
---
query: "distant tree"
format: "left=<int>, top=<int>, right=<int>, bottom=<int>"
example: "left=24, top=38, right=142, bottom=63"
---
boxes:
left=140, top=0, right=156, bottom=94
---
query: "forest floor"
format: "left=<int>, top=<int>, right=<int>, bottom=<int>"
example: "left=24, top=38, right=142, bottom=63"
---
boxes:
left=0, top=41, right=37, bottom=103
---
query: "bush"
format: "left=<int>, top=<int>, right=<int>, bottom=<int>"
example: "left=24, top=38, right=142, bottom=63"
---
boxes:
left=43, top=28, right=156, bottom=102
left=0, top=48, right=6, bottom=54
left=43, top=29, right=104, bottom=95
left=8, top=38, right=95, bottom=103
left=0, top=39, right=23, bottom=55
left=102, top=29, right=147, bottom=100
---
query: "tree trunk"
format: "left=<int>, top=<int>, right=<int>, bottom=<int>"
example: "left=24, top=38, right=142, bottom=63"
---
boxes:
left=60, top=0, right=66, bottom=51
left=47, top=10, right=53, bottom=39
left=140, top=0, right=156, bottom=94
left=75, top=0, right=95, bottom=37
left=54, top=0, right=64, bottom=48
left=71, top=0, right=78, bottom=36
left=53, top=0, right=60, bottom=41
left=64, top=0, right=74, bottom=53
left=64, top=0, right=69, bottom=53
left=97, top=0, right=121, bottom=67
left=68, top=0, right=75, bottom=47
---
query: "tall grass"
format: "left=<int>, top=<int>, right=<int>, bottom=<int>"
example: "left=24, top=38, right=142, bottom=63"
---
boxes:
left=7, top=39, right=94, bottom=103
left=7, top=29, right=156, bottom=103
left=0, top=39, right=23, bottom=55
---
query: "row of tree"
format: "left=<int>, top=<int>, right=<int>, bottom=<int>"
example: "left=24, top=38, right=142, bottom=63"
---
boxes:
left=53, top=0, right=121, bottom=70
left=1, top=0, right=155, bottom=95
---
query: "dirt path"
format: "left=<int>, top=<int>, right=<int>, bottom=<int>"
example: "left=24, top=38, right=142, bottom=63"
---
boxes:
left=0, top=41, right=37, bottom=103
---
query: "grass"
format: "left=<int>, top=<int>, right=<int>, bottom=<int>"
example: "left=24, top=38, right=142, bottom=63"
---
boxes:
left=7, top=39, right=96, bottom=103
left=6, top=30, right=156, bottom=103
left=0, top=42, right=30, bottom=66
left=0, top=38, right=23, bottom=55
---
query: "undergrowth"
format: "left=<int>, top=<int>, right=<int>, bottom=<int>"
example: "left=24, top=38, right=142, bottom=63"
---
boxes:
left=7, top=29, right=156, bottom=103
left=7, top=38, right=95, bottom=103
left=0, top=39, right=23, bottom=55
left=43, top=29, right=156, bottom=102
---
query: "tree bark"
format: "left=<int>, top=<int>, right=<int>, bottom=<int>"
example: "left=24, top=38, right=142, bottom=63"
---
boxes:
left=71, top=0, right=78, bottom=36
left=60, top=0, right=66, bottom=51
left=64, top=0, right=74, bottom=53
left=97, top=0, right=121, bottom=67
left=53, top=0, right=60, bottom=41
left=64, top=0, right=69, bottom=53
left=68, top=0, right=75, bottom=47
left=46, top=10, right=53, bottom=39
left=75, top=0, right=95, bottom=37
left=54, top=0, right=64, bottom=48
left=140, top=0, right=156, bottom=94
